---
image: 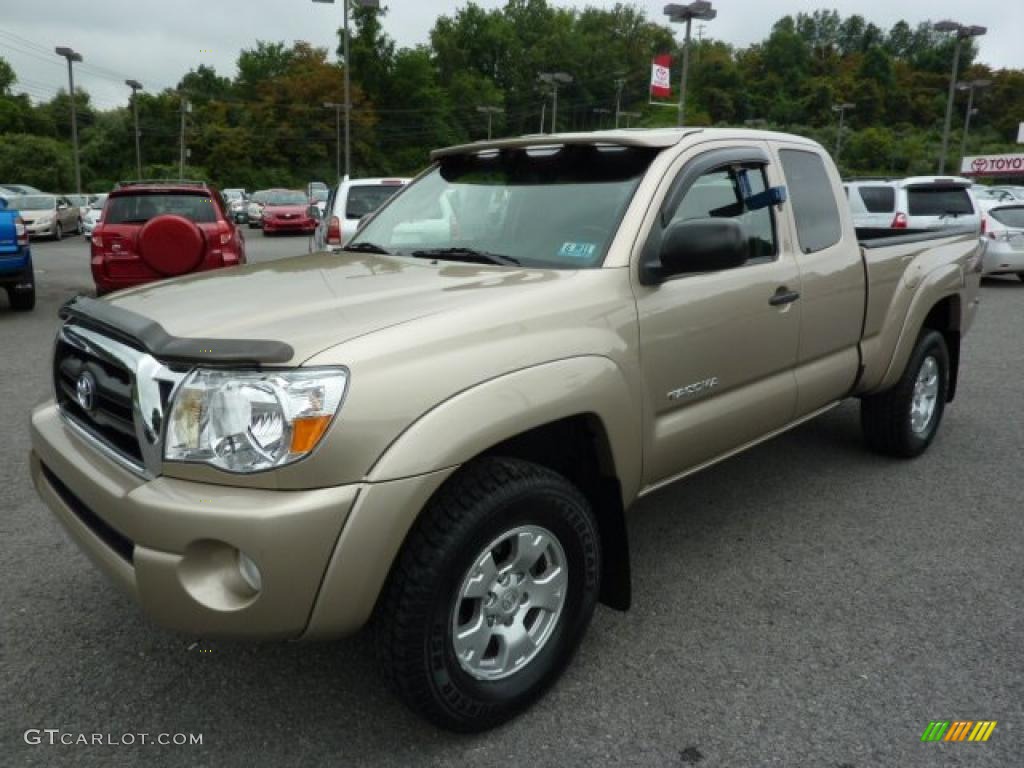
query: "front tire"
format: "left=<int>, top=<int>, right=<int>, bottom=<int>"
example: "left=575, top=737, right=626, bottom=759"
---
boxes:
left=375, top=457, right=601, bottom=732
left=54, top=222, right=63, bottom=241
left=861, top=330, right=949, bottom=458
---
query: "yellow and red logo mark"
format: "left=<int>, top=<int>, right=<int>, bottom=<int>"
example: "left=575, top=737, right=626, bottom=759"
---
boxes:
left=921, top=721, right=997, bottom=742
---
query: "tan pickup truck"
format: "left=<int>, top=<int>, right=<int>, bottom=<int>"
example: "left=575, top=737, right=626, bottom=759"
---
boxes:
left=30, top=128, right=982, bottom=731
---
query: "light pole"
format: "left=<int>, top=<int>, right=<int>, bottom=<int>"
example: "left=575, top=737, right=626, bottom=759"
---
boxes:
left=664, top=1, right=717, bottom=127
left=538, top=72, right=572, bottom=133
left=312, top=0, right=380, bottom=180
left=476, top=106, right=504, bottom=140
left=55, top=47, right=83, bottom=194
left=126, top=79, right=143, bottom=179
left=178, top=96, right=191, bottom=177
left=933, top=20, right=986, bottom=174
left=614, top=77, right=626, bottom=128
left=324, top=102, right=344, bottom=181
left=957, top=79, right=990, bottom=165
left=832, top=102, right=855, bottom=167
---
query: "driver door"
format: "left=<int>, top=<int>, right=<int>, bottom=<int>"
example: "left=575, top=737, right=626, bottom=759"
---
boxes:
left=634, top=142, right=802, bottom=487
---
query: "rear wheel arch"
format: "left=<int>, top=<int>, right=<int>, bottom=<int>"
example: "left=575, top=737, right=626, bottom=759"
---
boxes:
left=921, top=295, right=962, bottom=402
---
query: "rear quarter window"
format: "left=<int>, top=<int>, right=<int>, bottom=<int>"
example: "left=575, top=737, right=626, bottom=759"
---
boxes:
left=778, top=149, right=842, bottom=254
left=857, top=186, right=895, bottom=213
left=907, top=187, right=974, bottom=216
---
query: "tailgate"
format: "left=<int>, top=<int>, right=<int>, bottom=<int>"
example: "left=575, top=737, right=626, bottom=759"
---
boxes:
left=94, top=224, right=150, bottom=279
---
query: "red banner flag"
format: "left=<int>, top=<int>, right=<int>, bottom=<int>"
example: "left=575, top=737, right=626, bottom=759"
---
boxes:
left=650, top=55, right=672, bottom=100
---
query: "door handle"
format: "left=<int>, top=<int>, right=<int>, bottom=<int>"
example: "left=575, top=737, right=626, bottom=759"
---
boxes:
left=769, top=287, right=801, bottom=306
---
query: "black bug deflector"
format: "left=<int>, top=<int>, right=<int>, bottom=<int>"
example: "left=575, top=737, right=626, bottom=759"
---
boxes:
left=59, top=295, right=295, bottom=365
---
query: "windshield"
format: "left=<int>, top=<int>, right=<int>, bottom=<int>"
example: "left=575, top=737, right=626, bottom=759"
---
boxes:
left=223, top=189, right=245, bottom=201
left=15, top=195, right=56, bottom=210
left=66, top=195, right=88, bottom=206
left=346, top=184, right=402, bottom=219
left=311, top=188, right=329, bottom=202
left=989, top=206, right=1024, bottom=229
left=266, top=190, right=307, bottom=206
left=351, top=145, right=656, bottom=268
left=105, top=193, right=217, bottom=224
left=89, top=194, right=108, bottom=209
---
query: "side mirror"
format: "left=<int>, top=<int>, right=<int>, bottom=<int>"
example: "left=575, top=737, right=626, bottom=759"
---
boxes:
left=58, top=203, right=69, bottom=210
left=659, top=217, right=748, bottom=277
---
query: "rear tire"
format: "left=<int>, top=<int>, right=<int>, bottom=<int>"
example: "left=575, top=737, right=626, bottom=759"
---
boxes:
left=375, top=457, right=601, bottom=732
left=7, top=264, right=36, bottom=311
left=54, top=222, right=63, bottom=241
left=861, top=330, right=949, bottom=458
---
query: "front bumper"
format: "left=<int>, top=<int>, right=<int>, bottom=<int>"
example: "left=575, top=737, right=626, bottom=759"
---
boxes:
left=263, top=218, right=316, bottom=233
left=25, top=220, right=55, bottom=238
left=30, top=400, right=454, bottom=639
left=982, top=240, right=1024, bottom=275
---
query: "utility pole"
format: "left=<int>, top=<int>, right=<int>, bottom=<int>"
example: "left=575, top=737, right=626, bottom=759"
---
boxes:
left=832, top=102, right=855, bottom=167
left=312, top=0, right=381, bottom=180
left=539, top=101, right=546, bottom=133
left=179, top=97, right=190, bottom=177
left=933, top=20, right=986, bottom=174
left=957, top=79, right=991, bottom=167
left=614, top=77, right=626, bottom=128
left=476, top=106, right=504, bottom=139
left=665, top=2, right=717, bottom=127
left=55, top=47, right=83, bottom=194
left=324, top=102, right=344, bottom=181
left=538, top=72, right=572, bottom=133
left=126, top=80, right=143, bottom=179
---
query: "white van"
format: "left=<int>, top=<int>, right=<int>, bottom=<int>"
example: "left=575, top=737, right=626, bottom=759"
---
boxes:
left=845, top=176, right=981, bottom=232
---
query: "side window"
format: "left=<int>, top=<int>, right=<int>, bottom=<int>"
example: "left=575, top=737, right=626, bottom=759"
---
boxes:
left=668, top=164, right=777, bottom=264
left=857, top=186, right=895, bottom=213
left=779, top=149, right=842, bottom=253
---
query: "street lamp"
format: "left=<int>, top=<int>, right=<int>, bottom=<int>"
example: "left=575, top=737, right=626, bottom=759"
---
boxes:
left=832, top=102, right=855, bottom=167
left=476, top=106, right=504, bottom=140
left=664, top=1, right=717, bottom=126
left=55, top=46, right=83, bottom=194
left=125, top=79, right=143, bottom=179
left=957, top=79, right=991, bottom=165
left=933, top=20, right=986, bottom=174
left=538, top=72, right=573, bottom=133
left=324, top=102, right=345, bottom=181
left=312, top=0, right=380, bottom=180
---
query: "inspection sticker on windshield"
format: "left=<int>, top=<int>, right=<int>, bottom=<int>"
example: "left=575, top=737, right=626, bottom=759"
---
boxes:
left=559, top=242, right=598, bottom=260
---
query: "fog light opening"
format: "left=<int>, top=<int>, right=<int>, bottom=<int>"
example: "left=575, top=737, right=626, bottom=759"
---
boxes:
left=237, top=550, right=262, bottom=593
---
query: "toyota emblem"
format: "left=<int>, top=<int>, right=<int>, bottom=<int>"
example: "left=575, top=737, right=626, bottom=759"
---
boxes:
left=76, top=371, right=96, bottom=412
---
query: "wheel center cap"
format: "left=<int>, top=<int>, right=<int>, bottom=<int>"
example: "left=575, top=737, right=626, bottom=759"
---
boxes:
left=497, top=588, right=519, bottom=616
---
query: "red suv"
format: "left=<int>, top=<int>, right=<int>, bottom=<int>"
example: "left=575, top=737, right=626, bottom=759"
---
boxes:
left=90, top=180, right=246, bottom=295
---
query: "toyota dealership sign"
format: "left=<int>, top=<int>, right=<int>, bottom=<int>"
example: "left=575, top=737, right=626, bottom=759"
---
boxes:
left=961, top=153, right=1024, bottom=177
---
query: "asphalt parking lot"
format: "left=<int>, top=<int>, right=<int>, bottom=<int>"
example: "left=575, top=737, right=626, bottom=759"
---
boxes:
left=2, top=235, right=1022, bottom=767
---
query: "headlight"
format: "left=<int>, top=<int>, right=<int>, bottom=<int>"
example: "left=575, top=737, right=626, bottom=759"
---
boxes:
left=164, top=368, right=348, bottom=473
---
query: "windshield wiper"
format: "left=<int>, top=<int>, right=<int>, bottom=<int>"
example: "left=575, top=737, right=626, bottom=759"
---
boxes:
left=410, top=247, right=520, bottom=266
left=343, top=241, right=391, bottom=255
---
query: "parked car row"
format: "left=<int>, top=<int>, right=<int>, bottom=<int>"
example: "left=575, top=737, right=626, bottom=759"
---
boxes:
left=844, top=176, right=1024, bottom=281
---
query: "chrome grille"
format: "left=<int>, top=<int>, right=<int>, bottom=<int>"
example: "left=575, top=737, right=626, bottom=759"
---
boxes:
left=53, top=324, right=187, bottom=477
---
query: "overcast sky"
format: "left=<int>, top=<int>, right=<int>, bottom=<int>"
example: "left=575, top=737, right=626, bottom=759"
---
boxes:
left=1, top=0, right=1018, bottom=110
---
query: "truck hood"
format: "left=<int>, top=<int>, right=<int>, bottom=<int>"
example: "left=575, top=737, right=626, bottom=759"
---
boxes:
left=104, top=251, right=575, bottom=364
